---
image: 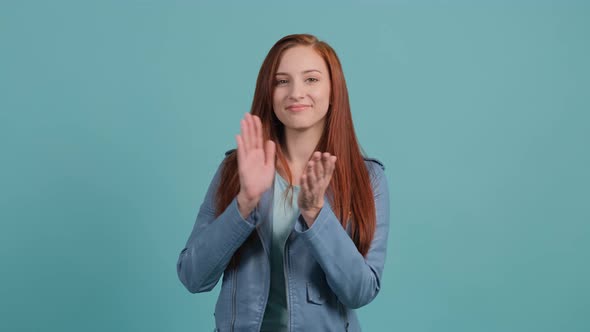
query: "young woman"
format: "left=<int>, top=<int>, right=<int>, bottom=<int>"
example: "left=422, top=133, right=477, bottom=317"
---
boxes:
left=177, top=34, right=390, bottom=332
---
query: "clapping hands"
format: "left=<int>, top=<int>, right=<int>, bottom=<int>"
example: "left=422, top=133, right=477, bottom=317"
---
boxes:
left=235, top=113, right=337, bottom=226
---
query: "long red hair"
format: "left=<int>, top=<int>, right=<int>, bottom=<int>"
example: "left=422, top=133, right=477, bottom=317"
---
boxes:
left=216, top=34, right=376, bottom=256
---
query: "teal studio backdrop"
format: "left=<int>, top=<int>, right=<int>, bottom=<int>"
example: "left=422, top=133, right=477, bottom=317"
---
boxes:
left=1, top=0, right=588, bottom=331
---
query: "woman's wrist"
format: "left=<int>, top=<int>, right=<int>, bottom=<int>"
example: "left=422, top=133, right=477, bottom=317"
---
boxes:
left=300, top=206, right=322, bottom=227
left=236, top=192, right=259, bottom=219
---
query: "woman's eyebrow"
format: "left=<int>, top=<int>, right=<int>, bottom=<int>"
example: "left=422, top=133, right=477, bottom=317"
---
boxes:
left=275, top=69, right=322, bottom=76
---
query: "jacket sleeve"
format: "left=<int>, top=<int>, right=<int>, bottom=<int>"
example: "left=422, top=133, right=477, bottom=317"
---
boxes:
left=176, top=159, right=257, bottom=293
left=294, top=160, right=391, bottom=309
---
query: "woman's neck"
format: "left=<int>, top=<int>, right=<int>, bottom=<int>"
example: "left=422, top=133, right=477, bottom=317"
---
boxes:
left=281, top=125, right=324, bottom=185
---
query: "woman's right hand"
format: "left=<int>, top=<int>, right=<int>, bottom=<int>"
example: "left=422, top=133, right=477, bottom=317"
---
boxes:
left=235, top=113, right=276, bottom=218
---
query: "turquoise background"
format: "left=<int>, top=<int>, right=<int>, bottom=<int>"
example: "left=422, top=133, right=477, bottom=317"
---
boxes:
left=1, top=1, right=588, bottom=331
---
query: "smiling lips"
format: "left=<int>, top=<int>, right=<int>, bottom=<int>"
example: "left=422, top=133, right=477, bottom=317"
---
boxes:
left=286, top=104, right=311, bottom=112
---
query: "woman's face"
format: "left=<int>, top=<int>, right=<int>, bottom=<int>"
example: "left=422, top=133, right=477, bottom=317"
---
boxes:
left=272, top=46, right=331, bottom=134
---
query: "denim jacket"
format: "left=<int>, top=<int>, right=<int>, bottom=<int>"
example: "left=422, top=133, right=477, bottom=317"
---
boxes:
left=177, top=151, right=390, bottom=331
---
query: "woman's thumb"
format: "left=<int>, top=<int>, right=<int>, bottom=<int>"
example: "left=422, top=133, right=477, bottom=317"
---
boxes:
left=265, top=140, right=276, bottom=166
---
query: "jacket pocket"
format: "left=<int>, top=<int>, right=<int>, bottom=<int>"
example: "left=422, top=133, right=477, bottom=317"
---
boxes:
left=306, top=282, right=326, bottom=305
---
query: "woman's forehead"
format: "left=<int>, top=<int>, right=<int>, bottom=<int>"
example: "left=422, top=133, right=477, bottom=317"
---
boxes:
left=276, top=46, right=327, bottom=73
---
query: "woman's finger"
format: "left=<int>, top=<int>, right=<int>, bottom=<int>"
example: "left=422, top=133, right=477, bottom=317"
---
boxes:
left=321, top=153, right=332, bottom=181
left=314, top=152, right=325, bottom=180
left=265, top=140, right=276, bottom=167
left=253, top=115, right=263, bottom=149
left=306, top=161, right=317, bottom=190
left=241, top=118, right=250, bottom=150
left=300, top=172, right=309, bottom=205
left=236, top=134, right=245, bottom=161
left=247, top=113, right=256, bottom=150
left=325, top=155, right=337, bottom=180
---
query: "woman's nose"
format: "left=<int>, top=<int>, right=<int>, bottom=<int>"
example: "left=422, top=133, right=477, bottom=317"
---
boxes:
left=288, top=81, right=305, bottom=100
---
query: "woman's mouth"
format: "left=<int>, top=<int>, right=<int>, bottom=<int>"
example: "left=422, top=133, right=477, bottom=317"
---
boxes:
left=286, top=104, right=310, bottom=112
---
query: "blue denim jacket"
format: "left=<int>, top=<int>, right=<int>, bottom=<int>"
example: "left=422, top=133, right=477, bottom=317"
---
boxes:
left=177, top=151, right=390, bottom=331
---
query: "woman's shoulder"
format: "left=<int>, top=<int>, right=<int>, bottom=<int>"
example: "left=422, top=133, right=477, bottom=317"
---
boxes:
left=363, top=156, right=387, bottom=189
left=225, top=149, right=237, bottom=157
left=363, top=156, right=385, bottom=171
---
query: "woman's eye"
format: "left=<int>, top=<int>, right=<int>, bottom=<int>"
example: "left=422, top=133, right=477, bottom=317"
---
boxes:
left=306, top=77, right=319, bottom=83
left=276, top=79, right=289, bottom=85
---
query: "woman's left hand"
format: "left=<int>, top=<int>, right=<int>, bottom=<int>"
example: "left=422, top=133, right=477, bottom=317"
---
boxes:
left=298, top=151, right=337, bottom=226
